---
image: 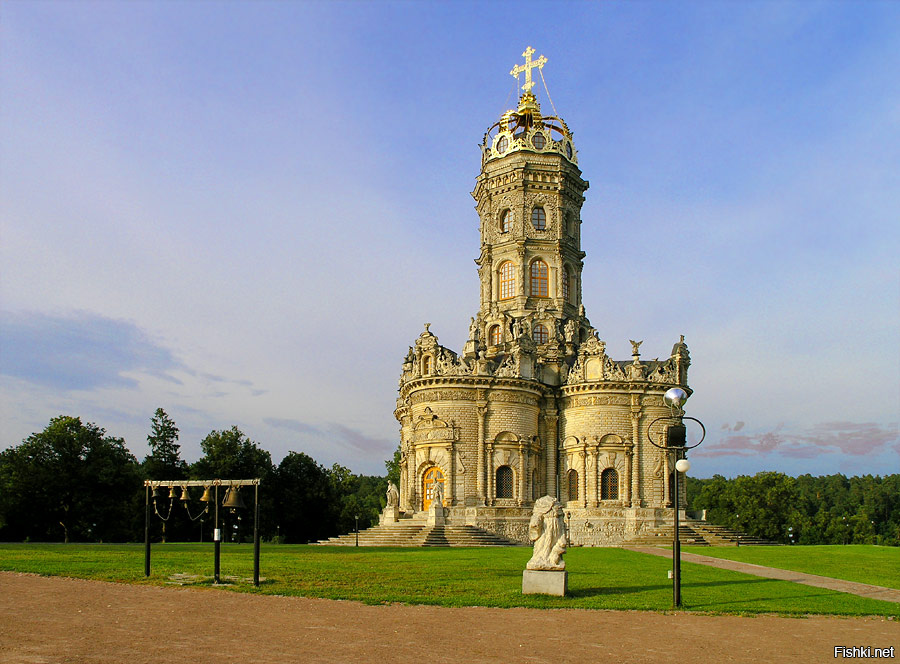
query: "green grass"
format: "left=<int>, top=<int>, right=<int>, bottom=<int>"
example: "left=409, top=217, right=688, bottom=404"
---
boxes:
left=0, top=543, right=897, bottom=617
left=682, top=544, right=900, bottom=590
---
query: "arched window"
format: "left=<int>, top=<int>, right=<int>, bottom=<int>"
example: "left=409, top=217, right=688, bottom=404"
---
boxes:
left=496, top=465, right=513, bottom=499
left=499, top=261, right=516, bottom=300
left=529, top=260, right=548, bottom=297
left=531, top=206, right=546, bottom=230
left=533, top=323, right=548, bottom=344
left=422, top=356, right=432, bottom=375
left=488, top=324, right=501, bottom=346
left=567, top=469, right=579, bottom=502
left=500, top=210, right=510, bottom=233
left=562, top=266, right=570, bottom=302
left=601, top=468, right=619, bottom=500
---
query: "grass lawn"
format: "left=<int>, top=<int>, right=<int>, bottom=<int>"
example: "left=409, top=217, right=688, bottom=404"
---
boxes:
left=0, top=543, right=897, bottom=617
left=681, top=544, right=900, bottom=590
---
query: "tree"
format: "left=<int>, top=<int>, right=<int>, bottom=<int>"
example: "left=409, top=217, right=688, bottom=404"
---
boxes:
left=143, top=408, right=186, bottom=480
left=191, top=427, right=274, bottom=542
left=272, top=452, right=337, bottom=543
left=385, top=445, right=401, bottom=487
left=0, top=416, right=141, bottom=542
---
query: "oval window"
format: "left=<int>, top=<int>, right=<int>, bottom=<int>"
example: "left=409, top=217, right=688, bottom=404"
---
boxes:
left=497, top=136, right=509, bottom=153
left=532, top=132, right=545, bottom=150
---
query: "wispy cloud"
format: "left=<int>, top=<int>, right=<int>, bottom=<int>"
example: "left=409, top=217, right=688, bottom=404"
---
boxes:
left=701, top=421, right=899, bottom=459
left=0, top=311, right=183, bottom=391
left=264, top=417, right=320, bottom=434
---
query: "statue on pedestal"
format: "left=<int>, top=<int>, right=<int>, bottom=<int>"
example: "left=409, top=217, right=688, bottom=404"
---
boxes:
left=526, top=496, right=567, bottom=570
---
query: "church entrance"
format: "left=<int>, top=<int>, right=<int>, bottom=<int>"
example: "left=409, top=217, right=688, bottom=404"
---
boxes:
left=422, top=467, right=445, bottom=511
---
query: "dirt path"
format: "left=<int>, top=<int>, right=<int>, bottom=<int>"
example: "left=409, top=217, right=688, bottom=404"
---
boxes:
left=1, top=572, right=897, bottom=663
left=627, top=547, right=900, bottom=603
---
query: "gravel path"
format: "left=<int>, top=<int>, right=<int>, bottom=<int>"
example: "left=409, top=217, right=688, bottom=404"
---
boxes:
left=1, top=572, right=898, bottom=663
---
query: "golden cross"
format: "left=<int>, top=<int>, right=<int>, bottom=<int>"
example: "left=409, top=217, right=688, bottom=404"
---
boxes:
left=510, top=46, right=547, bottom=94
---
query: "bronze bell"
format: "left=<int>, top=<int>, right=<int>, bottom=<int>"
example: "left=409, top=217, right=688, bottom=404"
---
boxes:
left=180, top=486, right=191, bottom=502
left=151, top=486, right=162, bottom=500
left=169, top=486, right=178, bottom=500
left=222, top=487, right=246, bottom=511
left=199, top=486, right=213, bottom=503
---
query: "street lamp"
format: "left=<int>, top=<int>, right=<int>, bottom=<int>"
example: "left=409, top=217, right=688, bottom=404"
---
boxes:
left=354, top=514, right=360, bottom=547
left=647, top=387, right=706, bottom=608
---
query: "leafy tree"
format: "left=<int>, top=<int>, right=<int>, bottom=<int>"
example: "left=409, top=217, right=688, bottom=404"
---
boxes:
left=272, top=451, right=337, bottom=543
left=0, top=416, right=141, bottom=542
left=385, top=444, right=401, bottom=487
left=191, top=426, right=274, bottom=542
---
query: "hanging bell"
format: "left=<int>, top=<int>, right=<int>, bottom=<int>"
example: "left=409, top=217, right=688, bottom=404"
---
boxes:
left=180, top=486, right=191, bottom=502
left=151, top=486, right=162, bottom=500
left=169, top=486, right=178, bottom=500
left=222, top=487, right=246, bottom=511
left=199, top=486, right=213, bottom=502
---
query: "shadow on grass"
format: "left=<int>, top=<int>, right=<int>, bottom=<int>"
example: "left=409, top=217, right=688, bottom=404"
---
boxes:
left=569, top=576, right=773, bottom=598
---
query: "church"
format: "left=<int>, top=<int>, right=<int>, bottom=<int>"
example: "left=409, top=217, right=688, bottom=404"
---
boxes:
left=392, top=48, right=692, bottom=546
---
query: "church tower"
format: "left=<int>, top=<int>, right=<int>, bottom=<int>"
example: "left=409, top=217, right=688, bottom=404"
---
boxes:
left=469, top=47, right=591, bottom=386
left=393, top=48, right=693, bottom=546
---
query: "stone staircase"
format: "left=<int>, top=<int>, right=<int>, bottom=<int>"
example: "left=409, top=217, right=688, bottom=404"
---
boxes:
left=625, top=520, right=779, bottom=547
left=314, top=517, right=521, bottom=547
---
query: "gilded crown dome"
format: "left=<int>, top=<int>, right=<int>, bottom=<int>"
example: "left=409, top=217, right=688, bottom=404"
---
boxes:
left=481, top=47, right=577, bottom=167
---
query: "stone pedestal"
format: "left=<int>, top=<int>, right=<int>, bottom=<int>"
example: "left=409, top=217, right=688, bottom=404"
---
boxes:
left=380, top=506, right=399, bottom=525
left=522, top=569, right=567, bottom=596
left=426, top=505, right=445, bottom=526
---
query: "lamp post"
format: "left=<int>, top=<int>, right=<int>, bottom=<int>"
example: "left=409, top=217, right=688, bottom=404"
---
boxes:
left=647, top=387, right=706, bottom=608
left=355, top=514, right=359, bottom=547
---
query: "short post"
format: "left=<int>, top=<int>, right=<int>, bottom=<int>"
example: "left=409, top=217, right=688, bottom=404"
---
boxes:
left=144, top=484, right=151, bottom=577
left=253, top=483, right=260, bottom=587
left=672, top=457, right=681, bottom=607
left=213, top=484, right=221, bottom=584
left=355, top=514, right=359, bottom=547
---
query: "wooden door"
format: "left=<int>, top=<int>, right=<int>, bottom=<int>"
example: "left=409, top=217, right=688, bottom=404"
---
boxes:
left=422, top=467, right=445, bottom=511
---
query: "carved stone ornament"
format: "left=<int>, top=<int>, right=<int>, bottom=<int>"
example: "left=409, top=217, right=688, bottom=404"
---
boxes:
left=526, top=495, right=567, bottom=571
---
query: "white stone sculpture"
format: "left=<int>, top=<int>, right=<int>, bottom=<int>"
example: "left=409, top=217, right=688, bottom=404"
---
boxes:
left=526, top=496, right=567, bottom=571
left=431, top=479, right=444, bottom=508
left=386, top=481, right=399, bottom=507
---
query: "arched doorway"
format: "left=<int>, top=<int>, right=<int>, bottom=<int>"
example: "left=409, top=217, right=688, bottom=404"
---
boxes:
left=422, top=467, right=445, bottom=511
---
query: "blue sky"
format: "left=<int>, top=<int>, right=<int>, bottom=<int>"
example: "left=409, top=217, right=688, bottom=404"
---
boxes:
left=2, top=1, right=898, bottom=477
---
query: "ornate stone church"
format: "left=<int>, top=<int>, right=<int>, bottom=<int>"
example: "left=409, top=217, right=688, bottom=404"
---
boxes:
left=393, top=48, right=692, bottom=546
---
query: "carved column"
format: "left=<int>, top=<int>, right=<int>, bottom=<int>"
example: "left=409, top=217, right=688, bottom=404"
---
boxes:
left=486, top=442, right=495, bottom=506
left=408, top=443, right=418, bottom=512
left=544, top=411, right=558, bottom=499
left=447, top=443, right=455, bottom=506
left=399, top=452, right=408, bottom=510
left=517, top=442, right=526, bottom=506
left=624, top=447, right=633, bottom=505
left=579, top=448, right=587, bottom=509
left=663, top=451, right=672, bottom=506
left=589, top=444, right=599, bottom=508
left=630, top=407, right=641, bottom=508
left=476, top=403, right=487, bottom=505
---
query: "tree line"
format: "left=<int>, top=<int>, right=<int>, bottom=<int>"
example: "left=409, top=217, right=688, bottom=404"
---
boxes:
left=2, top=412, right=897, bottom=546
left=0, top=410, right=393, bottom=544
left=686, top=472, right=900, bottom=546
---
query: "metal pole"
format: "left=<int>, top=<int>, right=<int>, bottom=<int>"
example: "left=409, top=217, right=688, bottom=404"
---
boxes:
left=214, top=484, right=221, bottom=584
left=673, top=457, right=681, bottom=607
left=355, top=515, right=359, bottom=547
left=253, top=483, right=260, bottom=587
left=144, top=484, right=151, bottom=577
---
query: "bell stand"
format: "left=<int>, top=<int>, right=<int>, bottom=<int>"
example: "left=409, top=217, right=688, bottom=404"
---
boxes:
left=144, top=478, right=261, bottom=586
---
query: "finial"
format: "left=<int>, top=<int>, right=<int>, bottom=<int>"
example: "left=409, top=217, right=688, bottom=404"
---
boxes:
left=510, top=46, right=547, bottom=95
